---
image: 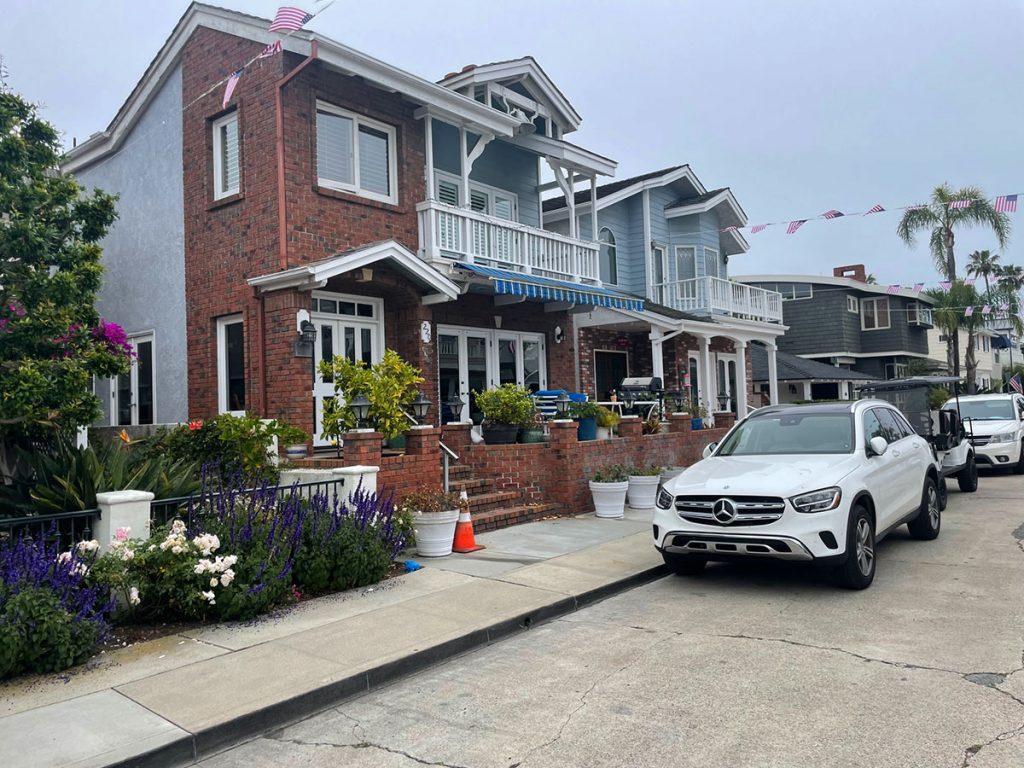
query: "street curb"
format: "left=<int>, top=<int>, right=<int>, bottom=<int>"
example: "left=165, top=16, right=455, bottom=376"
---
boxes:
left=106, top=562, right=668, bottom=767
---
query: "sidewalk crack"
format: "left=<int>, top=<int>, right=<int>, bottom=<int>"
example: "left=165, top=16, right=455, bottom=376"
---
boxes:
left=267, top=734, right=474, bottom=768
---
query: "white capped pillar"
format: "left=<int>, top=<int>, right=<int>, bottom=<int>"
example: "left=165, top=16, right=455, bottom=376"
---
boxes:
left=767, top=343, right=779, bottom=405
left=735, top=340, right=748, bottom=419
left=700, top=336, right=715, bottom=422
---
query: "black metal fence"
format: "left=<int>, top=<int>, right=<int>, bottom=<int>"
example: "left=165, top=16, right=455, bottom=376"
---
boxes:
left=0, top=508, right=100, bottom=550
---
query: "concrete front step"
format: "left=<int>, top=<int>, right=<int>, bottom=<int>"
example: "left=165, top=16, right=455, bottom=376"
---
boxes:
left=471, top=503, right=562, bottom=533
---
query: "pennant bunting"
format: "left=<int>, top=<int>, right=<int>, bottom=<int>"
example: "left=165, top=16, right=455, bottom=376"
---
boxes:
left=948, top=200, right=972, bottom=209
left=723, top=226, right=738, bottom=232
left=939, top=281, right=952, bottom=290
left=886, top=284, right=900, bottom=295
left=963, top=277, right=975, bottom=286
left=750, top=224, right=767, bottom=234
left=821, top=209, right=844, bottom=219
left=913, top=283, right=924, bottom=293
left=1000, top=303, right=1010, bottom=311
left=864, top=204, right=885, bottom=215
left=258, top=40, right=283, bottom=58
left=222, top=68, right=243, bottom=109
left=964, top=306, right=974, bottom=317
left=995, top=194, right=1018, bottom=213
left=269, top=6, right=313, bottom=31
left=982, top=305, right=991, bottom=315
left=785, top=220, right=806, bottom=235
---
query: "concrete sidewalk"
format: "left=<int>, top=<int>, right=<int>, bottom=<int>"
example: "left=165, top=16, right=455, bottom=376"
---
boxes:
left=0, top=509, right=665, bottom=768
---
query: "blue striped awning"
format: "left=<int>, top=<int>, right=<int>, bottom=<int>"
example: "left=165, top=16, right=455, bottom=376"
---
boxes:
left=455, top=262, right=645, bottom=312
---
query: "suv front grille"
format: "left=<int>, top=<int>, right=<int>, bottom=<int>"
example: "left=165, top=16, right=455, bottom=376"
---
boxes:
left=674, top=495, right=785, bottom=526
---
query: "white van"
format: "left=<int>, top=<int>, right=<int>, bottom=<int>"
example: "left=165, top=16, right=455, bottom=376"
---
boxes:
left=943, top=394, right=1024, bottom=473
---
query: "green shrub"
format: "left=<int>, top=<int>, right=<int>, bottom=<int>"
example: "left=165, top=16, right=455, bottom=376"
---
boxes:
left=628, top=464, right=664, bottom=477
left=595, top=406, right=621, bottom=429
left=569, top=400, right=602, bottom=420
left=2, top=588, right=99, bottom=674
left=473, top=384, right=535, bottom=427
left=590, top=464, right=630, bottom=483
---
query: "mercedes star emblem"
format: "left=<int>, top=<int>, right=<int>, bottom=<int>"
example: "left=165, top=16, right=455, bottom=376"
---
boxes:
left=712, top=498, right=738, bottom=524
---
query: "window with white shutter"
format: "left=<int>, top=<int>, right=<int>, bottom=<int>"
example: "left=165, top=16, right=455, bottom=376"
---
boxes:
left=315, top=101, right=397, bottom=204
left=437, top=179, right=459, bottom=206
left=212, top=112, right=240, bottom=200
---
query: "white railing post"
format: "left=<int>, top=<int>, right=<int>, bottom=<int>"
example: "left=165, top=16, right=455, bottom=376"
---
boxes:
left=95, top=490, right=154, bottom=554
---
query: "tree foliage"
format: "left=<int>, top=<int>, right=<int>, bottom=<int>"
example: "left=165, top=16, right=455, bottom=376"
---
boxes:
left=0, top=88, right=128, bottom=443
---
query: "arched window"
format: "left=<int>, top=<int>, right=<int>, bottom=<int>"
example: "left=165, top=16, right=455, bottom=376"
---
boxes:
left=599, top=227, right=617, bottom=285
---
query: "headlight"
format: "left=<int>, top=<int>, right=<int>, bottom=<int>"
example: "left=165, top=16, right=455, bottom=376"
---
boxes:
left=988, top=432, right=1016, bottom=444
left=656, top=487, right=675, bottom=510
left=790, top=487, right=842, bottom=514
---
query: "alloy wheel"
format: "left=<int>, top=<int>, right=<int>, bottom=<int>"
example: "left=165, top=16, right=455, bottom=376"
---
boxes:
left=856, top=518, right=874, bottom=576
left=927, top=485, right=939, bottom=528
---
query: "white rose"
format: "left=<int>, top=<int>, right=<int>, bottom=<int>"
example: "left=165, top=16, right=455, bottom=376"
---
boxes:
left=220, top=569, right=235, bottom=587
left=210, top=577, right=218, bottom=587
left=128, top=587, right=141, bottom=606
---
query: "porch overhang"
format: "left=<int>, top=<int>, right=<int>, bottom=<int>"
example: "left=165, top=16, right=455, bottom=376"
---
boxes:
left=247, top=240, right=460, bottom=303
left=454, top=263, right=644, bottom=312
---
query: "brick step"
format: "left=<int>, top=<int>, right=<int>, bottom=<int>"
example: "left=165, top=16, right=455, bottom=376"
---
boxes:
left=471, top=504, right=562, bottom=534
left=450, top=478, right=491, bottom=494
left=446, top=464, right=473, bottom=479
left=465, top=490, right=521, bottom=513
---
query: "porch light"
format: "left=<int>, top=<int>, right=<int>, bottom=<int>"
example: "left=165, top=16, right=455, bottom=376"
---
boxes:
left=348, top=394, right=371, bottom=429
left=299, top=320, right=317, bottom=345
left=411, top=392, right=431, bottom=423
left=665, top=390, right=683, bottom=413
left=555, top=392, right=571, bottom=418
left=444, top=394, right=465, bottom=424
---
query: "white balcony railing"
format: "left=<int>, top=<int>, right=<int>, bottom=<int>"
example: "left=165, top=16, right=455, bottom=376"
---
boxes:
left=653, top=276, right=784, bottom=323
left=417, top=200, right=600, bottom=283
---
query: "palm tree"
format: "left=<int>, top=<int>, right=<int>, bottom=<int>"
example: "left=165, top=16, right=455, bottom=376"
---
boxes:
left=926, top=283, right=985, bottom=393
left=966, top=249, right=1001, bottom=295
left=898, top=184, right=1011, bottom=377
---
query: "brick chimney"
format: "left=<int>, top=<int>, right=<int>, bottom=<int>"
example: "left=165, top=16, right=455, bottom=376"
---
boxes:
left=833, top=264, right=867, bottom=282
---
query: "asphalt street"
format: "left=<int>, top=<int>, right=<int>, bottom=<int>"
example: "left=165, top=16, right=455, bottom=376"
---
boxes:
left=199, top=471, right=1024, bottom=768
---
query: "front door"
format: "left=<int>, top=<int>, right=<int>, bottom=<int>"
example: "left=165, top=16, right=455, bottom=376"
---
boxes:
left=716, top=354, right=737, bottom=412
left=594, top=350, right=628, bottom=400
left=311, top=293, right=383, bottom=447
left=112, top=333, right=154, bottom=426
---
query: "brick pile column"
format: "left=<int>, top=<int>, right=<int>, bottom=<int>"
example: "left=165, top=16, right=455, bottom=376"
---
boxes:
left=618, top=415, right=642, bottom=439
left=667, top=413, right=693, bottom=433
left=440, top=422, right=473, bottom=453
left=343, top=429, right=382, bottom=467
left=405, top=425, right=441, bottom=458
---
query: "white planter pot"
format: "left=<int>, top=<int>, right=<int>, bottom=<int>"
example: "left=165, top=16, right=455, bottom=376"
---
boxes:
left=414, top=509, right=460, bottom=557
left=589, top=481, right=628, bottom=519
left=285, top=444, right=308, bottom=459
left=627, top=475, right=661, bottom=510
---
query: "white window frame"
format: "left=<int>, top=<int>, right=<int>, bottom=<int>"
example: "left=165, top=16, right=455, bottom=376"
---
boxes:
left=111, top=332, right=156, bottom=426
left=651, top=244, right=668, bottom=304
left=702, top=247, right=720, bottom=280
left=435, top=171, right=518, bottom=221
left=315, top=101, right=398, bottom=205
left=212, top=112, right=240, bottom=200
left=675, top=245, right=696, bottom=282
left=598, top=227, right=618, bottom=286
left=861, top=297, right=891, bottom=331
left=847, top=295, right=859, bottom=313
left=217, top=314, right=246, bottom=416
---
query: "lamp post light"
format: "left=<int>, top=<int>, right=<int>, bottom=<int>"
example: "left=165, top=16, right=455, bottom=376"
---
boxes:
left=348, top=394, right=371, bottom=430
left=410, top=392, right=431, bottom=425
left=554, top=392, right=571, bottom=419
left=444, top=394, right=465, bottom=424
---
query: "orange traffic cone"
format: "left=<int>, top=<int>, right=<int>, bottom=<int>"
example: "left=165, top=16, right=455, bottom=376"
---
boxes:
left=452, top=490, right=484, bottom=553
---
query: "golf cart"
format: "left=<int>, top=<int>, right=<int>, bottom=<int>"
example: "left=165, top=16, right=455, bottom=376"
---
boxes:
left=858, top=376, right=979, bottom=499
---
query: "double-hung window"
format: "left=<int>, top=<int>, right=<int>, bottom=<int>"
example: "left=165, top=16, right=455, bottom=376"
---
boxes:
left=861, top=297, right=890, bottom=330
left=217, top=315, right=246, bottom=415
left=212, top=112, right=240, bottom=200
left=316, top=101, right=397, bottom=204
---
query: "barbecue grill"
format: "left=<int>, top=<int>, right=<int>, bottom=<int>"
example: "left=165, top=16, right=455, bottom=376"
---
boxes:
left=615, top=376, right=664, bottom=416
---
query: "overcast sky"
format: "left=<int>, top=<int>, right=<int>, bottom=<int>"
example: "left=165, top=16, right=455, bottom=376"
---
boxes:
left=3, top=0, right=1022, bottom=286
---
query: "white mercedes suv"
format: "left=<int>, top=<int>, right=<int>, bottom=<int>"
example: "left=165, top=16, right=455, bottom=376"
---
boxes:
left=943, top=394, right=1024, bottom=473
left=654, top=401, right=942, bottom=589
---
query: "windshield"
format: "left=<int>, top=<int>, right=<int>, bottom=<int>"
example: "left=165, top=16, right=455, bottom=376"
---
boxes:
left=943, top=399, right=1016, bottom=421
left=716, top=411, right=855, bottom=456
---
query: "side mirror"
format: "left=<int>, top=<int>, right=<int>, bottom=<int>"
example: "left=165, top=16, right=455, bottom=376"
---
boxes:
left=702, top=442, right=718, bottom=459
left=868, top=436, right=889, bottom=457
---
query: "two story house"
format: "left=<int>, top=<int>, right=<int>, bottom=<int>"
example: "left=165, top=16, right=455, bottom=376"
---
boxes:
left=63, top=3, right=785, bottom=445
left=543, top=167, right=786, bottom=419
left=735, top=264, right=936, bottom=381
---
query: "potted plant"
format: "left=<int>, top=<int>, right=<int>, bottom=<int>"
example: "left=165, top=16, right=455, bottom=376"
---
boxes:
left=588, top=463, right=630, bottom=518
left=320, top=349, right=423, bottom=451
left=627, top=464, right=663, bottom=510
left=474, top=384, right=535, bottom=444
left=594, top=405, right=621, bottom=440
left=398, top=488, right=463, bottom=557
left=519, top=410, right=547, bottom=443
left=642, top=416, right=663, bottom=435
left=690, top=400, right=709, bottom=431
left=277, top=422, right=310, bottom=460
left=570, top=400, right=602, bottom=441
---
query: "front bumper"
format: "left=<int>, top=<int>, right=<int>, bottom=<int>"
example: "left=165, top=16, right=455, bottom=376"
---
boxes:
left=652, top=499, right=851, bottom=561
left=973, top=439, right=1022, bottom=468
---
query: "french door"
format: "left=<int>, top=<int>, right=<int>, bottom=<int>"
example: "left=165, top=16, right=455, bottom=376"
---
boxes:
left=716, top=354, right=738, bottom=412
left=112, top=333, right=155, bottom=426
left=438, top=326, right=546, bottom=422
left=311, top=293, right=383, bottom=447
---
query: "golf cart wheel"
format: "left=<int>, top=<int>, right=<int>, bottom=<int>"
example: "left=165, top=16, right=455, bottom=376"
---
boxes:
left=957, top=452, right=979, bottom=493
left=1014, top=441, right=1024, bottom=475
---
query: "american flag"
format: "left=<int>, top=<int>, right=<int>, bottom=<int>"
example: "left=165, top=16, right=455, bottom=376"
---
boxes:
left=785, top=220, right=806, bottom=235
left=982, top=305, right=992, bottom=315
left=1010, top=374, right=1023, bottom=395
left=222, top=68, right=243, bottom=109
left=258, top=40, right=283, bottom=58
left=821, top=209, right=843, bottom=219
left=965, top=306, right=974, bottom=317
left=269, top=6, right=313, bottom=32
left=948, top=199, right=972, bottom=209
left=723, top=226, right=738, bottom=232
left=886, top=284, right=900, bottom=295
left=864, top=204, right=885, bottom=215
left=913, top=282, right=925, bottom=293
left=995, top=194, right=1018, bottom=213
left=750, top=224, right=767, bottom=234
left=940, top=281, right=952, bottom=290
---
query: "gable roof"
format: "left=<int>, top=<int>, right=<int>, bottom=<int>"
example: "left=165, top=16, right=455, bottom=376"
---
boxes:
left=542, top=165, right=687, bottom=212
left=665, top=188, right=729, bottom=210
left=63, top=3, right=520, bottom=173
left=750, top=344, right=877, bottom=383
left=438, top=56, right=581, bottom=133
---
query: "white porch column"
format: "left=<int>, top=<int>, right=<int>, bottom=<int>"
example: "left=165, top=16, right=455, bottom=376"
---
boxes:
left=459, top=125, right=470, bottom=207
left=590, top=174, right=598, bottom=241
left=802, top=381, right=813, bottom=401
left=650, top=328, right=665, bottom=383
left=735, top=340, right=748, bottom=419
left=767, top=343, right=779, bottom=405
left=567, top=170, right=577, bottom=239
left=700, top=336, right=715, bottom=422
left=424, top=115, right=435, bottom=200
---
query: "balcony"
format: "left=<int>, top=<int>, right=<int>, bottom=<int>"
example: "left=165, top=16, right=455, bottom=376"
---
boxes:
left=653, top=276, right=783, bottom=323
left=417, top=200, right=600, bottom=283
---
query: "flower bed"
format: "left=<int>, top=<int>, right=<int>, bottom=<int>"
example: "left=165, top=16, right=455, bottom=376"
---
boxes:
left=0, top=480, right=413, bottom=681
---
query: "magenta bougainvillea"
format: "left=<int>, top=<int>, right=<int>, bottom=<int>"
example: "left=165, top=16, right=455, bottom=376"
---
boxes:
left=91, top=320, right=136, bottom=359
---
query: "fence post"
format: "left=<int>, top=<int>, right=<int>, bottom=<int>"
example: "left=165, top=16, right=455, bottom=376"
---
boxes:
left=95, top=490, right=154, bottom=553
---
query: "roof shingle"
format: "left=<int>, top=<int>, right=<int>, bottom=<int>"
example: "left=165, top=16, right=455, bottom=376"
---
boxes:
left=542, top=165, right=686, bottom=212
